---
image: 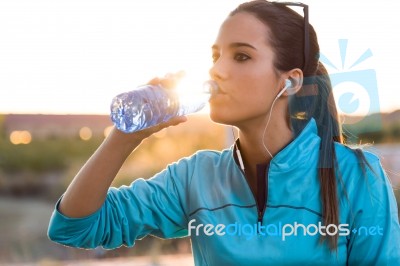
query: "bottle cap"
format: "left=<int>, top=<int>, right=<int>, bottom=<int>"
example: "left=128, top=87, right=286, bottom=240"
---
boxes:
left=203, top=80, right=219, bottom=95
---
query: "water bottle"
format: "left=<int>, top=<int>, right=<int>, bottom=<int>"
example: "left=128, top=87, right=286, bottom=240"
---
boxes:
left=110, top=80, right=218, bottom=133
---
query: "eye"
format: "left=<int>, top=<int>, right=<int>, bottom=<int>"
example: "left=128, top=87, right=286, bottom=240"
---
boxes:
left=212, top=53, right=220, bottom=63
left=234, top=53, right=250, bottom=62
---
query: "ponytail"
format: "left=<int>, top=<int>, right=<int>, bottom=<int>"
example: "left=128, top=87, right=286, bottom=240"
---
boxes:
left=289, top=61, right=343, bottom=250
left=314, top=62, right=341, bottom=250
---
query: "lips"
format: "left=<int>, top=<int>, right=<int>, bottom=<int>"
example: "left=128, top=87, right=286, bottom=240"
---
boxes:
left=204, top=80, right=222, bottom=95
left=212, top=83, right=226, bottom=95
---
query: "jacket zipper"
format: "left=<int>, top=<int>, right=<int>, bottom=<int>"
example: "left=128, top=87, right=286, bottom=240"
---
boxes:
left=238, top=167, right=267, bottom=234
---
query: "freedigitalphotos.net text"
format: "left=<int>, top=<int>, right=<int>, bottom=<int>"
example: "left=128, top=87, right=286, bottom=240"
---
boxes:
left=188, top=219, right=383, bottom=240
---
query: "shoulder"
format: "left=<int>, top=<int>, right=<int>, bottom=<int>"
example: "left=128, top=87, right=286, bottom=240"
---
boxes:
left=333, top=142, right=389, bottom=199
left=334, top=142, right=380, bottom=166
left=334, top=143, right=397, bottom=214
left=165, top=148, right=231, bottom=175
left=172, top=148, right=231, bottom=166
left=334, top=142, right=382, bottom=183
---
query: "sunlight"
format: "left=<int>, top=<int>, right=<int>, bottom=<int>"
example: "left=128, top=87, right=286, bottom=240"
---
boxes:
left=174, top=70, right=211, bottom=115
left=79, top=127, right=92, bottom=141
left=9, top=130, right=32, bottom=145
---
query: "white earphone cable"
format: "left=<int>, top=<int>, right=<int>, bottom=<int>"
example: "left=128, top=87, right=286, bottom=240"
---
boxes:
left=231, top=126, right=245, bottom=172
left=262, top=79, right=292, bottom=159
left=262, top=94, right=280, bottom=159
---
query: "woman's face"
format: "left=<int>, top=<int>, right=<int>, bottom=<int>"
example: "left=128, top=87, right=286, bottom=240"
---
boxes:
left=209, top=12, right=284, bottom=128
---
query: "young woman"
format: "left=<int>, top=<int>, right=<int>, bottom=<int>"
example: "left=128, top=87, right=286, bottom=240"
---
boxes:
left=48, top=1, right=400, bottom=265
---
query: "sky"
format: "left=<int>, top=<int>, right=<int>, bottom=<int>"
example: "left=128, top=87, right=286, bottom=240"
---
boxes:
left=0, top=0, right=399, bottom=116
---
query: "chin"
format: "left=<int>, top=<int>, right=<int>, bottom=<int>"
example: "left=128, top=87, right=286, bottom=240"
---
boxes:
left=209, top=109, right=235, bottom=126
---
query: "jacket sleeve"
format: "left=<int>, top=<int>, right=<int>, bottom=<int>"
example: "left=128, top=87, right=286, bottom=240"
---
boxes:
left=346, top=155, right=400, bottom=265
left=47, top=159, right=191, bottom=249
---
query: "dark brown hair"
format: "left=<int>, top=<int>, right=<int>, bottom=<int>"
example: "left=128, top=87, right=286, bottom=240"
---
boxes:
left=230, top=0, right=368, bottom=250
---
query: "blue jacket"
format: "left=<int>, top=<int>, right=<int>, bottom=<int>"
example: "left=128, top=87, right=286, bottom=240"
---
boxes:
left=48, top=118, right=400, bottom=265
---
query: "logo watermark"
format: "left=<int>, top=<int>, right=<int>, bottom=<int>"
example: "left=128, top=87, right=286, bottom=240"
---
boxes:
left=188, top=219, right=383, bottom=241
left=321, top=39, right=382, bottom=136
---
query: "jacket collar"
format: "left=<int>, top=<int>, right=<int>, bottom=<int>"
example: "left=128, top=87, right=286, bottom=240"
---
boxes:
left=271, top=118, right=320, bottom=170
left=232, top=118, right=320, bottom=171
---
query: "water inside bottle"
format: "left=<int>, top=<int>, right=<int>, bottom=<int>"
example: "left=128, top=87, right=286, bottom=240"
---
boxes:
left=110, top=78, right=219, bottom=133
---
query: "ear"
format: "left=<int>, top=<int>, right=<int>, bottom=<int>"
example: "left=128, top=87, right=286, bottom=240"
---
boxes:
left=281, top=68, right=304, bottom=96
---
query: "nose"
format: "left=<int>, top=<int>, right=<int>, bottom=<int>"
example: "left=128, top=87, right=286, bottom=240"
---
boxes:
left=209, top=57, right=228, bottom=81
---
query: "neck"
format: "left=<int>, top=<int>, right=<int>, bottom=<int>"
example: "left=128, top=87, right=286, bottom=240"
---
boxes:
left=236, top=106, right=293, bottom=169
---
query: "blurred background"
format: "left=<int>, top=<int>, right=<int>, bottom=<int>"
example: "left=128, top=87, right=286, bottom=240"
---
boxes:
left=1, top=0, right=399, bottom=265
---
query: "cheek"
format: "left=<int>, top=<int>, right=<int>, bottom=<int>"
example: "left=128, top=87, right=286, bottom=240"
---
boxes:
left=208, top=67, right=278, bottom=124
left=237, top=70, right=277, bottom=98
left=209, top=93, right=270, bottom=124
left=242, top=94, right=270, bottom=116
left=238, top=83, right=271, bottom=108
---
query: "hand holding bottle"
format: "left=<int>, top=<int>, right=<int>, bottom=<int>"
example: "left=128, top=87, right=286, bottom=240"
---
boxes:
left=110, top=71, right=213, bottom=134
left=114, top=71, right=189, bottom=139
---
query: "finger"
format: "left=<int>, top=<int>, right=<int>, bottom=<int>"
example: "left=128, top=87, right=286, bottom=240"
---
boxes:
left=164, top=71, right=185, bottom=80
left=167, top=116, right=188, bottom=126
left=144, top=116, right=187, bottom=136
left=160, top=71, right=186, bottom=89
left=160, top=116, right=188, bottom=128
left=146, top=71, right=185, bottom=89
left=148, top=77, right=161, bottom=86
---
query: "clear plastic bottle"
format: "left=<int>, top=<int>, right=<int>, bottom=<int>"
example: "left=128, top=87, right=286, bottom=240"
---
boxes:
left=110, top=81, right=217, bottom=133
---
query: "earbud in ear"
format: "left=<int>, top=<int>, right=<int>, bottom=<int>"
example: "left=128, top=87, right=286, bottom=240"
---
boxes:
left=276, top=79, right=293, bottom=99
left=284, top=79, right=292, bottom=89
left=285, top=78, right=298, bottom=95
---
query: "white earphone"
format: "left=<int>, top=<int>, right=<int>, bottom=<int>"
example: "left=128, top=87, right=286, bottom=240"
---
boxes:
left=236, top=148, right=245, bottom=172
left=275, top=79, right=294, bottom=99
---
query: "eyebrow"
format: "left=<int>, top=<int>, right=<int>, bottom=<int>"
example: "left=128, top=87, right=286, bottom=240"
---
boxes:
left=212, top=42, right=257, bottom=51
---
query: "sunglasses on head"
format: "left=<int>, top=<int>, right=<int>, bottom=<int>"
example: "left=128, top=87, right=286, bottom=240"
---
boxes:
left=272, top=2, right=310, bottom=71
